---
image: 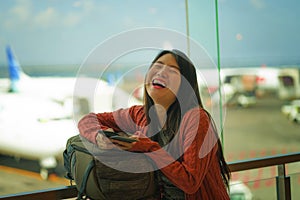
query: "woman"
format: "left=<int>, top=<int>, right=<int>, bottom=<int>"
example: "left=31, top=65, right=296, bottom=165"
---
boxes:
left=78, top=49, right=231, bottom=199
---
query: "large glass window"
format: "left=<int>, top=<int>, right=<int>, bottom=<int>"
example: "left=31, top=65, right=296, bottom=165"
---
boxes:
left=0, top=0, right=299, bottom=198
left=188, top=0, right=300, bottom=199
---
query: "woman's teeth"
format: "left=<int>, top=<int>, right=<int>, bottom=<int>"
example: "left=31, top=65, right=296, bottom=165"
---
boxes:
left=152, top=79, right=166, bottom=88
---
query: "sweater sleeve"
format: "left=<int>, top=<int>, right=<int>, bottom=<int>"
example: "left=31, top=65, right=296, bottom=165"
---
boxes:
left=145, top=108, right=219, bottom=194
left=77, top=112, right=102, bottom=144
left=78, top=105, right=145, bottom=144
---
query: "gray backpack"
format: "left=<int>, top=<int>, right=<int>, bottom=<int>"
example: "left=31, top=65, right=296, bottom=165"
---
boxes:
left=63, top=134, right=157, bottom=200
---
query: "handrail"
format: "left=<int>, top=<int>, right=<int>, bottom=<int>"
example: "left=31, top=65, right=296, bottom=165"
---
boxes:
left=229, top=152, right=300, bottom=200
left=0, top=186, right=78, bottom=200
left=228, top=152, right=300, bottom=172
left=0, top=152, right=299, bottom=200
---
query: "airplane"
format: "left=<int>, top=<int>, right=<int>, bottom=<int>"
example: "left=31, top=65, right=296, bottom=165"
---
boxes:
left=0, top=45, right=141, bottom=179
left=201, top=67, right=280, bottom=108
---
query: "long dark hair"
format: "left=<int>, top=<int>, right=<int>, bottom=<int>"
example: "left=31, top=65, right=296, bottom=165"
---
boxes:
left=143, top=49, right=231, bottom=188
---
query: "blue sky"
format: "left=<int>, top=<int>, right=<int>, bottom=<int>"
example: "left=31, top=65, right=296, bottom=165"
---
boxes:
left=0, top=0, right=187, bottom=66
left=216, top=0, right=300, bottom=66
left=0, top=0, right=299, bottom=68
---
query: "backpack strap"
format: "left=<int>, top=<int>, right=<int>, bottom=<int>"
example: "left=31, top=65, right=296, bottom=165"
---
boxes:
left=77, top=159, right=96, bottom=200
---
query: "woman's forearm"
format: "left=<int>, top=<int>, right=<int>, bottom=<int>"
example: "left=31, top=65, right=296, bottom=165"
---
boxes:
left=78, top=113, right=102, bottom=144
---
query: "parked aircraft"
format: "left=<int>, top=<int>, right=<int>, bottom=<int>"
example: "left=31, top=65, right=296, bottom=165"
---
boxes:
left=0, top=46, right=141, bottom=179
left=203, top=67, right=280, bottom=108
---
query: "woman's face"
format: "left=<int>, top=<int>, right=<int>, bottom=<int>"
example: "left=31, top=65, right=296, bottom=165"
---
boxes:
left=145, top=53, right=181, bottom=108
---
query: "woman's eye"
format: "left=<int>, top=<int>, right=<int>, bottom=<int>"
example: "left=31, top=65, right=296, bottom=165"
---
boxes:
left=167, top=67, right=180, bottom=74
left=168, top=67, right=180, bottom=74
left=152, top=63, right=179, bottom=74
left=153, top=63, right=163, bottom=69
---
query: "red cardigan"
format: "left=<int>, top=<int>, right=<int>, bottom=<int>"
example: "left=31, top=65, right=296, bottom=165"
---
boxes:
left=78, top=105, right=230, bottom=200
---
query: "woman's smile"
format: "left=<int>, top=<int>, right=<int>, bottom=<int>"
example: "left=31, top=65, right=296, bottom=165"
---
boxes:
left=152, top=78, right=166, bottom=89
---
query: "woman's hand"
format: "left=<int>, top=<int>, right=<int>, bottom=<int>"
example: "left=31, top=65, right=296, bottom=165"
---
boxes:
left=96, top=129, right=138, bottom=150
left=96, top=130, right=160, bottom=152
left=110, top=135, right=139, bottom=151
left=111, top=131, right=161, bottom=152
left=128, top=136, right=161, bottom=152
left=96, top=128, right=116, bottom=149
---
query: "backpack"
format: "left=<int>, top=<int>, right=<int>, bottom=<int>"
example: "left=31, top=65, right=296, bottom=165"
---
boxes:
left=63, top=134, right=157, bottom=200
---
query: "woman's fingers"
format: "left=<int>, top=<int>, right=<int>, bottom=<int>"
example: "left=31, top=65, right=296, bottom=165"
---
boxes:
left=110, top=139, right=134, bottom=150
left=96, top=133, right=115, bottom=149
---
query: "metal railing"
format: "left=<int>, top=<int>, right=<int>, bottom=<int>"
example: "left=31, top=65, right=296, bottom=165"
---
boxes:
left=0, top=152, right=299, bottom=200
left=229, top=152, right=300, bottom=200
left=0, top=186, right=78, bottom=200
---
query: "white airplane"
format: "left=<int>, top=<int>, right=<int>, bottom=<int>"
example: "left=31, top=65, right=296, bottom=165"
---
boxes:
left=219, top=67, right=280, bottom=92
left=201, top=67, right=280, bottom=108
left=0, top=45, right=141, bottom=179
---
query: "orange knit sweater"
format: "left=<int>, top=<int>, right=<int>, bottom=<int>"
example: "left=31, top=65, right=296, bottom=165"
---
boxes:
left=78, top=105, right=230, bottom=200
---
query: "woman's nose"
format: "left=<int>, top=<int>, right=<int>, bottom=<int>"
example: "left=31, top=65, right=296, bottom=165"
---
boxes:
left=157, top=65, right=168, bottom=77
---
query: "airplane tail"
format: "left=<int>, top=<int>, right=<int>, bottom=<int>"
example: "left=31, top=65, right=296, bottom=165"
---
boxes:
left=5, top=45, right=23, bottom=93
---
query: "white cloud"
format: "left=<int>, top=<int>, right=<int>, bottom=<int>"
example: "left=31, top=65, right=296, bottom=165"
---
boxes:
left=34, top=7, right=59, bottom=28
left=2, top=0, right=86, bottom=30
left=3, top=0, right=32, bottom=29
left=250, top=0, right=265, bottom=9
left=72, top=1, right=82, bottom=8
left=63, top=12, right=81, bottom=27
left=9, top=0, right=32, bottom=21
left=73, top=0, right=95, bottom=13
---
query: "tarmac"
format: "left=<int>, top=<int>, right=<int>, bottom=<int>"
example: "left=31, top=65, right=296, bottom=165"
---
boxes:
left=0, top=159, right=69, bottom=196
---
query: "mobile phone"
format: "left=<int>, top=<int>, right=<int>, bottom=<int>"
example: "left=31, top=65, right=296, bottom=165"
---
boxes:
left=109, top=135, right=137, bottom=143
left=98, top=130, right=119, bottom=138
